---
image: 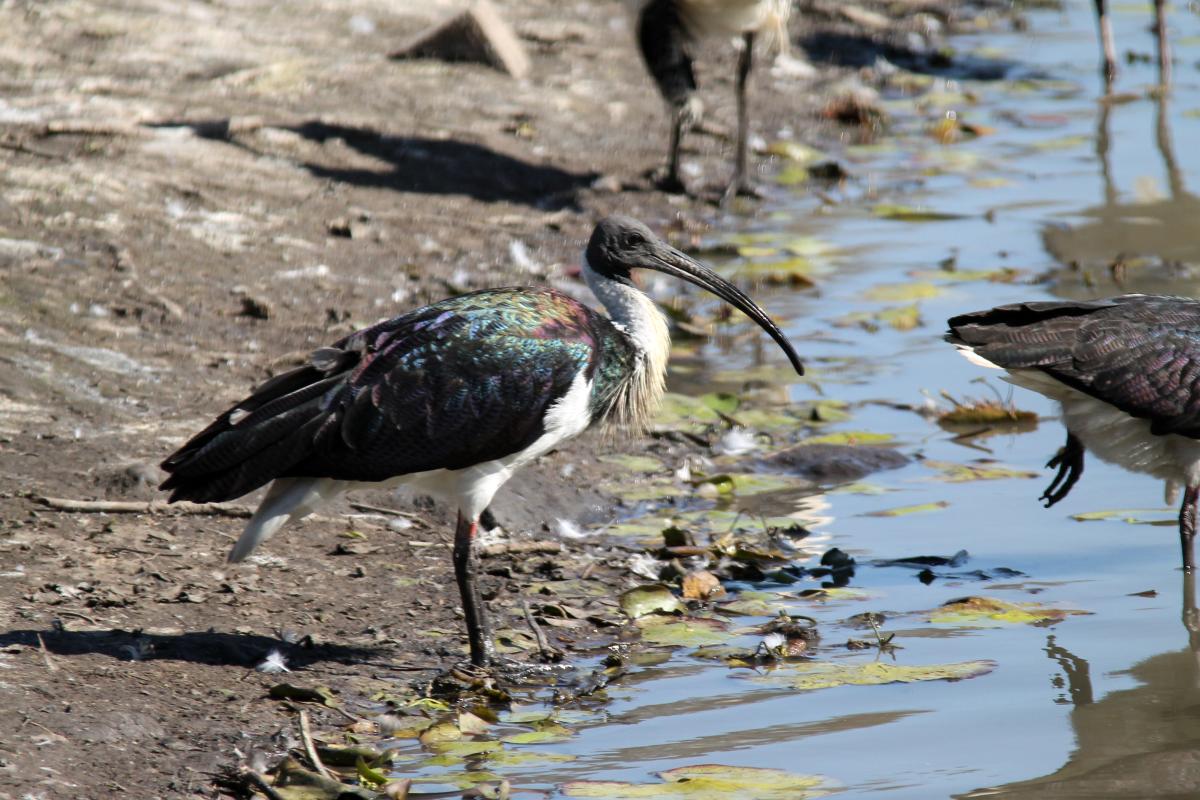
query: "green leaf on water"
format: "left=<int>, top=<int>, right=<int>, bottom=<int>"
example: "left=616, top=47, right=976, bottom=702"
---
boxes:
left=863, top=500, right=949, bottom=518
left=652, top=392, right=740, bottom=432
left=797, top=431, right=894, bottom=446
left=562, top=763, right=830, bottom=799
left=928, top=596, right=1089, bottom=626
left=428, top=739, right=504, bottom=757
left=1028, top=134, right=1089, bottom=152
left=872, top=204, right=969, bottom=222
left=829, top=482, right=893, bottom=495
left=754, top=659, right=996, bottom=691
left=1071, top=508, right=1176, bottom=526
left=862, top=282, right=944, bottom=302
left=502, top=722, right=574, bottom=744
left=764, top=140, right=826, bottom=164
left=637, top=616, right=731, bottom=647
left=619, top=584, right=684, bottom=619
left=832, top=305, right=922, bottom=332
left=355, top=756, right=389, bottom=789
left=485, top=749, right=576, bottom=767
left=908, top=267, right=1023, bottom=283
left=924, top=460, right=1039, bottom=482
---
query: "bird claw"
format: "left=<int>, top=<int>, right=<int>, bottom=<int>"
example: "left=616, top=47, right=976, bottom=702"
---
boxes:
left=1040, top=433, right=1084, bottom=508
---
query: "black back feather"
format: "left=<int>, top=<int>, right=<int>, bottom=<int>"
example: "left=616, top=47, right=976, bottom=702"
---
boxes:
left=161, top=288, right=628, bottom=504
left=638, top=0, right=697, bottom=109
left=947, top=295, right=1200, bottom=438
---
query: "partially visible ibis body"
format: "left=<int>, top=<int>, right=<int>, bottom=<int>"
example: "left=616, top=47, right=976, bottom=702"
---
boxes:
left=947, top=295, right=1200, bottom=571
left=637, top=0, right=791, bottom=202
left=1092, top=0, right=1169, bottom=89
left=162, top=216, right=804, bottom=667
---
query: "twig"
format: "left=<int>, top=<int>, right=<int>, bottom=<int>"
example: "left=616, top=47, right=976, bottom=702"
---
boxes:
left=298, top=710, right=333, bottom=781
left=33, top=496, right=253, bottom=517
left=347, top=502, right=429, bottom=525
left=521, top=599, right=559, bottom=662
left=35, top=633, right=58, bottom=672
left=480, top=540, right=561, bottom=558
left=242, top=769, right=287, bottom=800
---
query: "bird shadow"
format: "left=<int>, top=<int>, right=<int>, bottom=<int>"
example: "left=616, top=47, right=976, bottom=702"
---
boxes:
left=146, top=118, right=597, bottom=208
left=0, top=626, right=383, bottom=670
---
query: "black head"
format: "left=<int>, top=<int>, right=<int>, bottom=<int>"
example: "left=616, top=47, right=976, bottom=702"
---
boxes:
left=585, top=216, right=805, bottom=376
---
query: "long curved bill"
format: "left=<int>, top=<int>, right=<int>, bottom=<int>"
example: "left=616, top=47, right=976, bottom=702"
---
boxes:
left=646, top=245, right=805, bottom=376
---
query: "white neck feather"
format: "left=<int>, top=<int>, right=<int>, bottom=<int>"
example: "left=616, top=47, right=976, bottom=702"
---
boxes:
left=583, top=257, right=671, bottom=429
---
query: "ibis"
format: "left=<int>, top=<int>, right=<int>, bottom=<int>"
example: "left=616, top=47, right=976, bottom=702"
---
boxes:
left=946, top=295, right=1200, bottom=571
left=161, top=216, right=804, bottom=668
left=1092, top=0, right=1169, bottom=89
left=636, top=0, right=791, bottom=202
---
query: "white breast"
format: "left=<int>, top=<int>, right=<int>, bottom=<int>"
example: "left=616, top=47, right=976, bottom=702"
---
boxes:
left=955, top=344, right=1200, bottom=486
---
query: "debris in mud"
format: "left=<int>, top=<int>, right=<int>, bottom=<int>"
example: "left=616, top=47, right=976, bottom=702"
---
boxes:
left=935, top=389, right=1038, bottom=428
left=391, top=0, right=530, bottom=79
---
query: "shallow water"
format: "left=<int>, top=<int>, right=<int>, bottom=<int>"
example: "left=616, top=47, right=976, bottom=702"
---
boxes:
left=391, top=3, right=1200, bottom=797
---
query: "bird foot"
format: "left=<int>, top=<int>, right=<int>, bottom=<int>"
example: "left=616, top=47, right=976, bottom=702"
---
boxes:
left=652, top=170, right=690, bottom=196
left=1040, top=433, right=1084, bottom=508
left=451, top=655, right=570, bottom=687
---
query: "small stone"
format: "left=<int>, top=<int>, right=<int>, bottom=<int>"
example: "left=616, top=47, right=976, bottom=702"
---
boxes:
left=239, top=295, right=271, bottom=320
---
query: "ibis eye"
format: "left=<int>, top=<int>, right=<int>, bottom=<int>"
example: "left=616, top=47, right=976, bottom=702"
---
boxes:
left=624, top=233, right=644, bottom=248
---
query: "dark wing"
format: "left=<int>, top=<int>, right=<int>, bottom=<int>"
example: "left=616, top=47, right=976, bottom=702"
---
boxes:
left=162, top=288, right=606, bottom=503
left=947, top=295, right=1200, bottom=437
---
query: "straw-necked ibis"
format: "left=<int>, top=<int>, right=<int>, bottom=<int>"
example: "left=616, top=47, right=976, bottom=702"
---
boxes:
left=947, top=295, right=1200, bottom=571
left=637, top=0, right=791, bottom=202
left=161, top=216, right=804, bottom=667
left=1093, top=0, right=1169, bottom=89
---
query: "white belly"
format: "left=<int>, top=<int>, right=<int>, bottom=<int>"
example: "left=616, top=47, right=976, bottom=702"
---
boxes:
left=1005, top=368, right=1200, bottom=486
left=677, top=0, right=790, bottom=39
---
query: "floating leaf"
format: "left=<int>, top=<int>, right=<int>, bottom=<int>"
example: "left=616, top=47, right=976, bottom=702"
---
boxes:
left=562, top=763, right=830, bottom=799
left=832, top=305, right=921, bottom=332
left=429, top=739, right=503, bottom=757
left=862, top=282, right=944, bottom=302
left=652, top=392, right=740, bottom=432
left=418, top=721, right=462, bottom=746
left=637, top=616, right=731, bottom=647
left=928, top=596, right=1089, bottom=627
left=1028, top=134, right=1089, bottom=152
left=1071, top=508, right=1176, bottom=526
left=355, top=756, right=389, bottom=789
left=872, top=205, right=969, bottom=222
left=619, top=584, right=684, bottom=619
left=752, top=659, right=996, bottom=691
left=502, top=722, right=573, bottom=744
left=863, top=501, right=949, bottom=518
left=797, top=431, right=894, bottom=446
left=924, top=460, right=1038, bottom=482
left=909, top=267, right=1023, bottom=283
left=764, top=141, right=826, bottom=164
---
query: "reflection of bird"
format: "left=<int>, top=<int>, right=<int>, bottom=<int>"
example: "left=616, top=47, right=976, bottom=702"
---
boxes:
left=637, top=0, right=791, bottom=202
left=161, top=216, right=804, bottom=668
left=958, top=574, right=1200, bottom=798
left=1092, top=0, right=1169, bottom=89
left=947, top=296, right=1200, bottom=571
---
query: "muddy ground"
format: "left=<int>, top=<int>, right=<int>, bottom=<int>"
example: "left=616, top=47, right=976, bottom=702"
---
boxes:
left=0, top=0, right=1025, bottom=797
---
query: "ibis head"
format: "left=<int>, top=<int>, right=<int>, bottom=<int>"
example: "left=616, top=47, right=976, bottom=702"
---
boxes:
left=585, top=215, right=804, bottom=376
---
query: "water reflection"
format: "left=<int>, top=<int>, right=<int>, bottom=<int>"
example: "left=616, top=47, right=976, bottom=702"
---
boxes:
left=1041, top=90, right=1200, bottom=295
left=960, top=573, right=1200, bottom=798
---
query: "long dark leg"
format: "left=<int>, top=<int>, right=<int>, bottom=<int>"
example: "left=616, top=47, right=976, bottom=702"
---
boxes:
left=1153, top=0, right=1170, bottom=88
left=721, top=31, right=756, bottom=206
left=662, top=109, right=689, bottom=194
left=1180, top=485, right=1198, bottom=572
left=453, top=511, right=494, bottom=667
left=1041, top=431, right=1085, bottom=508
left=1093, top=0, right=1117, bottom=90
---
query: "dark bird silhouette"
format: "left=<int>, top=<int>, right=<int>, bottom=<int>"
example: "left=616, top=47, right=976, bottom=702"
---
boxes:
left=947, top=295, right=1200, bottom=571
left=161, top=216, right=804, bottom=668
left=1092, top=0, right=1169, bottom=90
left=636, top=0, right=791, bottom=202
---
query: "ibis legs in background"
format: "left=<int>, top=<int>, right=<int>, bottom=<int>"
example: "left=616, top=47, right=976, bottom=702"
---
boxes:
left=723, top=31, right=757, bottom=204
left=453, top=512, right=495, bottom=667
left=1093, top=0, right=1170, bottom=90
left=1181, top=487, right=1198, bottom=573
